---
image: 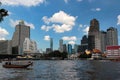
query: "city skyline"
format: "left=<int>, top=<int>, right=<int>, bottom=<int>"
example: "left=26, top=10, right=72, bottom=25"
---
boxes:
left=0, top=0, right=120, bottom=51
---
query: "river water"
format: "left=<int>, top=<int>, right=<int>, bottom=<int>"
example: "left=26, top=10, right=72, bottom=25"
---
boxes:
left=0, top=60, right=120, bottom=80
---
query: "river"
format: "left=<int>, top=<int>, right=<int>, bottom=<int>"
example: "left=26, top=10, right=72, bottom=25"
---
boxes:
left=0, top=60, right=120, bottom=80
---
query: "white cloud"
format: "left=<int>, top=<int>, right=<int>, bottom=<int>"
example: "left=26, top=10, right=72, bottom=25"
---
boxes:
left=44, top=35, right=50, bottom=41
left=43, top=11, right=76, bottom=26
left=79, top=24, right=83, bottom=28
left=53, top=24, right=72, bottom=33
left=1, top=0, right=46, bottom=7
left=41, top=25, right=53, bottom=32
left=64, top=0, right=69, bottom=3
left=0, top=27, right=9, bottom=40
left=117, top=15, right=120, bottom=25
left=62, top=36, right=77, bottom=45
left=41, top=11, right=77, bottom=33
left=62, top=36, right=77, bottom=41
left=68, top=41, right=76, bottom=45
left=83, top=26, right=89, bottom=35
left=78, top=24, right=89, bottom=33
left=10, top=19, right=35, bottom=29
left=77, top=0, right=83, bottom=2
left=42, top=16, right=50, bottom=24
left=91, top=8, right=101, bottom=12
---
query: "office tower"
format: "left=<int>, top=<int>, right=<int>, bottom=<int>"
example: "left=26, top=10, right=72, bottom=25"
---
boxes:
left=63, top=44, right=67, bottom=52
left=80, top=35, right=88, bottom=52
left=88, top=19, right=101, bottom=51
left=74, top=44, right=78, bottom=53
left=12, top=20, right=30, bottom=55
left=106, top=27, right=118, bottom=46
left=100, top=31, right=107, bottom=53
left=23, top=38, right=38, bottom=54
left=67, top=44, right=72, bottom=54
left=50, top=38, right=53, bottom=51
left=59, top=39, right=63, bottom=52
left=0, top=40, right=12, bottom=54
left=81, top=35, right=88, bottom=45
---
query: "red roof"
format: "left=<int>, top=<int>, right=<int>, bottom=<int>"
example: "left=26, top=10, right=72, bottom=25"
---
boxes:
left=106, top=46, right=120, bottom=50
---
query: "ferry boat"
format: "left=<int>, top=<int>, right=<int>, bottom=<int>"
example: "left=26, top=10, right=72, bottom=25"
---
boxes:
left=2, top=61, right=33, bottom=68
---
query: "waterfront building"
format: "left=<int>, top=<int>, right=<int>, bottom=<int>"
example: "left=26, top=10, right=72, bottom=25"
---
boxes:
left=106, top=46, right=120, bottom=59
left=100, top=31, right=107, bottom=53
left=50, top=38, right=53, bottom=51
left=81, top=35, right=88, bottom=45
left=0, top=40, right=12, bottom=54
left=46, top=48, right=52, bottom=54
left=80, top=35, right=88, bottom=52
left=67, top=44, right=72, bottom=54
left=88, top=19, right=101, bottom=51
left=106, top=27, right=118, bottom=46
left=12, top=20, right=30, bottom=55
left=77, top=45, right=88, bottom=53
left=59, top=39, right=63, bottom=52
left=23, top=38, right=39, bottom=54
left=74, top=44, right=78, bottom=53
left=63, top=44, right=67, bottom=52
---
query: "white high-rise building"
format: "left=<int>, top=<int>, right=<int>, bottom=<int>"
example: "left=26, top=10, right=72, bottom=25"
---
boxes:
left=23, top=38, right=39, bottom=54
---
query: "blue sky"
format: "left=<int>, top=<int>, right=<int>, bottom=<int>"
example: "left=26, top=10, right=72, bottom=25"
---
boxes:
left=0, top=0, right=120, bottom=51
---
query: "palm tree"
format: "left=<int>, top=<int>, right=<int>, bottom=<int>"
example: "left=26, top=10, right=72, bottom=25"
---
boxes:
left=0, top=2, right=8, bottom=22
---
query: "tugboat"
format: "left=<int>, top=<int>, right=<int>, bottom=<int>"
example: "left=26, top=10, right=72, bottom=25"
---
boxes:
left=2, top=61, right=33, bottom=68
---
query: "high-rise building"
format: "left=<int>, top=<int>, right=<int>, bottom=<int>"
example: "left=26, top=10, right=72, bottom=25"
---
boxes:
left=81, top=35, right=88, bottom=45
left=12, top=20, right=30, bottom=55
left=106, top=27, right=118, bottom=46
left=88, top=19, right=101, bottom=51
left=80, top=35, right=88, bottom=52
left=67, top=44, right=72, bottom=54
left=100, top=31, right=107, bottom=53
left=59, top=39, right=63, bottom=52
left=74, top=44, right=78, bottom=53
left=23, top=38, right=39, bottom=54
left=50, top=38, right=53, bottom=51
left=63, top=44, right=67, bottom=52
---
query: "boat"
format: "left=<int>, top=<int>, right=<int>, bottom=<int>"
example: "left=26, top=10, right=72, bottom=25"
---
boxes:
left=2, top=61, right=33, bottom=68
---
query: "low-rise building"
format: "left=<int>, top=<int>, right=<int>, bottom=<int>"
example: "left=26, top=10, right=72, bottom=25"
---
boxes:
left=0, top=40, right=12, bottom=54
left=106, top=46, right=120, bottom=59
left=23, top=38, right=39, bottom=54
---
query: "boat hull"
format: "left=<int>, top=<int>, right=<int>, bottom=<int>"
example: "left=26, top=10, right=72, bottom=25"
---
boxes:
left=3, top=62, right=33, bottom=68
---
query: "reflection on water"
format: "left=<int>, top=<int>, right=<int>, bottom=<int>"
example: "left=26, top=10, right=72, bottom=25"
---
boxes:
left=0, top=60, right=120, bottom=80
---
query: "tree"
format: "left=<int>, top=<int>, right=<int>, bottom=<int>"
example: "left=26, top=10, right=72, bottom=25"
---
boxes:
left=0, top=2, right=8, bottom=22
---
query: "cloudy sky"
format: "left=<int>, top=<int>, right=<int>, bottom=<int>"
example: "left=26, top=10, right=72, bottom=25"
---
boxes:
left=0, top=0, right=120, bottom=51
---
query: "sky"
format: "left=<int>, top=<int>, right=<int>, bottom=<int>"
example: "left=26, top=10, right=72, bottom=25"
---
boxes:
left=0, top=0, right=120, bottom=52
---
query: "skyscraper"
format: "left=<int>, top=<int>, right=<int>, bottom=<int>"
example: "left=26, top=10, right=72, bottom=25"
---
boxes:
left=63, top=44, right=67, bottom=52
left=88, top=19, right=101, bottom=51
left=100, top=31, right=107, bottom=52
left=59, top=39, right=63, bottom=52
left=50, top=38, right=53, bottom=51
left=12, top=20, right=30, bottom=54
left=79, top=35, right=88, bottom=53
left=67, top=44, right=72, bottom=54
left=81, top=35, right=88, bottom=45
left=106, top=27, right=118, bottom=46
